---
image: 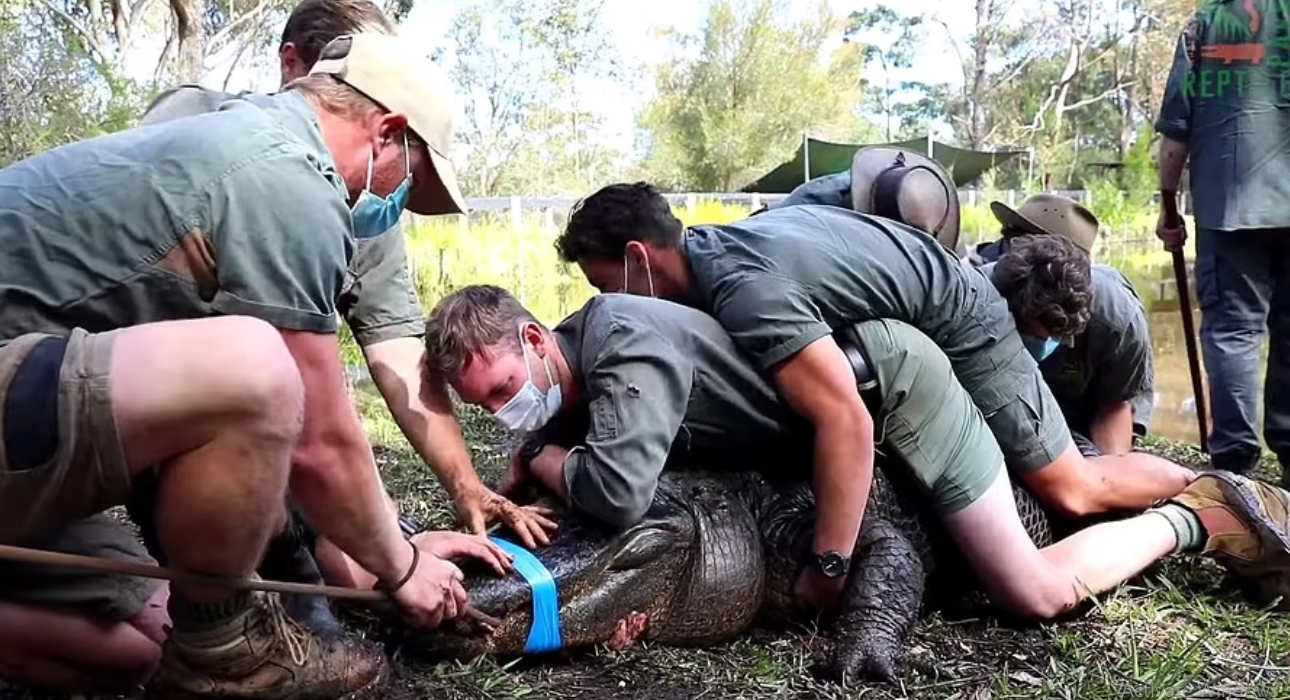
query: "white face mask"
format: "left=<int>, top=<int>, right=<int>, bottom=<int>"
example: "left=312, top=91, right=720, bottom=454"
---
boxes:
left=493, top=329, right=564, bottom=433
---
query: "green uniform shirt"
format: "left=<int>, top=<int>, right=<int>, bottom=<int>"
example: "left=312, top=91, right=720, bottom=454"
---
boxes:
left=979, top=262, right=1155, bottom=436
left=1155, top=0, right=1290, bottom=231
left=141, top=85, right=425, bottom=346
left=536, top=294, right=813, bottom=527
left=0, top=92, right=351, bottom=342
left=681, top=204, right=1036, bottom=415
left=771, top=172, right=851, bottom=210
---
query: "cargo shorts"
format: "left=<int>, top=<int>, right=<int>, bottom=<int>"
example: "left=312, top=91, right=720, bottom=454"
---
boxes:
left=981, top=367, right=1074, bottom=475
left=0, top=329, right=161, bottom=621
left=850, top=319, right=1004, bottom=514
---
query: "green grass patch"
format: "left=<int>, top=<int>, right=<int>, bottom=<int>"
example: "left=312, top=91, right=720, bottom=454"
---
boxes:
left=349, top=397, right=1290, bottom=700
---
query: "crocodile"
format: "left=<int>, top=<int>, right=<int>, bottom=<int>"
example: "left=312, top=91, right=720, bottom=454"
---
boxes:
left=408, top=463, right=1054, bottom=684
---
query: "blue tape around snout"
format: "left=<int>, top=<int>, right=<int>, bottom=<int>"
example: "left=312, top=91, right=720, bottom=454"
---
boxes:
left=488, top=536, right=563, bottom=653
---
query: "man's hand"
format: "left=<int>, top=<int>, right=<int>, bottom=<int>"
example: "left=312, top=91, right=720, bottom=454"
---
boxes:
left=453, top=484, right=558, bottom=548
left=793, top=567, right=848, bottom=612
left=387, top=544, right=471, bottom=629
left=411, top=530, right=515, bottom=576
left=1156, top=210, right=1188, bottom=251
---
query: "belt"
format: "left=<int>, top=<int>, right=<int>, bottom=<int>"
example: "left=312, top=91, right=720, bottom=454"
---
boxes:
left=833, top=326, right=882, bottom=415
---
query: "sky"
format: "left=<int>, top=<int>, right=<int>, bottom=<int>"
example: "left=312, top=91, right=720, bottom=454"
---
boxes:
left=126, top=0, right=1010, bottom=151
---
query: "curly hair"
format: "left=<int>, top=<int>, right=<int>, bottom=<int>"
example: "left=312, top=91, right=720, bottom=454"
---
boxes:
left=555, top=182, right=684, bottom=262
left=424, top=285, right=539, bottom=380
left=991, top=234, right=1093, bottom=338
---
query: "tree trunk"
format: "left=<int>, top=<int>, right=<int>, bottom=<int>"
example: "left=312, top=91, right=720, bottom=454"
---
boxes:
left=169, top=0, right=204, bottom=83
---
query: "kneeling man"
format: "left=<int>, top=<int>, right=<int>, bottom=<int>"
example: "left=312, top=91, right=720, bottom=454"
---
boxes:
left=973, top=194, right=1155, bottom=458
left=424, top=284, right=1290, bottom=624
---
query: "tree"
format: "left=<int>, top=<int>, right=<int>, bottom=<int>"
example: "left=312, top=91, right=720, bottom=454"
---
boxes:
left=437, top=0, right=622, bottom=197
left=638, top=0, right=862, bottom=191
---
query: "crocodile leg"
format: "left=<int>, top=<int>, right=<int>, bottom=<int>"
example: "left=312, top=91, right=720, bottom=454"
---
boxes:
left=819, top=516, right=925, bottom=685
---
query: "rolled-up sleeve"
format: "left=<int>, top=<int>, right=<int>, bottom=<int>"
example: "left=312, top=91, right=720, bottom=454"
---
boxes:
left=1155, top=18, right=1199, bottom=141
left=204, top=149, right=351, bottom=333
left=562, top=324, right=694, bottom=528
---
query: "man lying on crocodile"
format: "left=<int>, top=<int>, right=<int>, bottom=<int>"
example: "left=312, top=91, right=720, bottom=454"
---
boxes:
left=411, top=283, right=1290, bottom=681
left=553, top=183, right=1290, bottom=559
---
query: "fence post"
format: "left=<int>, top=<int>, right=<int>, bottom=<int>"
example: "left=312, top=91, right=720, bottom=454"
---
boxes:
left=750, top=192, right=762, bottom=211
left=511, top=196, right=526, bottom=304
left=686, top=193, right=698, bottom=212
left=1007, top=190, right=1017, bottom=207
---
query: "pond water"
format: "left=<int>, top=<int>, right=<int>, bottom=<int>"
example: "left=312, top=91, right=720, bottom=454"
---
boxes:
left=1125, top=260, right=1266, bottom=447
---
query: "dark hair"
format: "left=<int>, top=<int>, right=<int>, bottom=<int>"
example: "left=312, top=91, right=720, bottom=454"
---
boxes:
left=992, top=234, right=1093, bottom=338
left=280, top=0, right=396, bottom=67
left=424, top=285, right=539, bottom=380
left=555, top=182, right=684, bottom=262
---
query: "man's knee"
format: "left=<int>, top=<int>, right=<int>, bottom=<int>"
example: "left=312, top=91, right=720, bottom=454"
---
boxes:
left=0, top=516, right=165, bottom=691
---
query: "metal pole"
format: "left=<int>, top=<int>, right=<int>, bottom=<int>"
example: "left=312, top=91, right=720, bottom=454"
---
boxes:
left=802, top=132, right=811, bottom=185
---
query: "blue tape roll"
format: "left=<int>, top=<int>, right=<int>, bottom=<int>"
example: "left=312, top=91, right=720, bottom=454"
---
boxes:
left=488, top=536, right=563, bottom=653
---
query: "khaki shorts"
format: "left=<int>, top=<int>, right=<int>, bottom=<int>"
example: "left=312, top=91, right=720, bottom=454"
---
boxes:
left=982, top=370, right=1074, bottom=474
left=0, top=512, right=162, bottom=621
left=0, top=329, right=157, bottom=619
left=851, top=319, right=1004, bottom=514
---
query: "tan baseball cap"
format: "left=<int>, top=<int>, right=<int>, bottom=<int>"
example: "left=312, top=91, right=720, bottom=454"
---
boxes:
left=989, top=194, right=1099, bottom=253
left=310, top=32, right=467, bottom=216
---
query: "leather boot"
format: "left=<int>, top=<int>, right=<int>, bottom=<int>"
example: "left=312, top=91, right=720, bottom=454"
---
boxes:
left=144, top=591, right=388, bottom=700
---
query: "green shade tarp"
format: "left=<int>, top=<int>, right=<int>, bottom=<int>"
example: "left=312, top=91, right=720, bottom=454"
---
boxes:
left=740, top=135, right=1027, bottom=193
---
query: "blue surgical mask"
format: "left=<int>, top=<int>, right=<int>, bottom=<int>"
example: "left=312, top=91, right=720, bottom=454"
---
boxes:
left=350, top=133, right=411, bottom=240
left=1022, top=334, right=1061, bottom=362
left=493, top=329, right=564, bottom=433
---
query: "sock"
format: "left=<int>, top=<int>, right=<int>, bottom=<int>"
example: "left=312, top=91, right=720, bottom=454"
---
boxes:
left=1148, top=503, right=1207, bottom=553
left=169, top=589, right=253, bottom=632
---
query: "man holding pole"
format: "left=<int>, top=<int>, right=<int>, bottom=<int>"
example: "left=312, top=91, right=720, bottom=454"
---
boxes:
left=0, top=32, right=510, bottom=698
left=1156, top=2, right=1290, bottom=480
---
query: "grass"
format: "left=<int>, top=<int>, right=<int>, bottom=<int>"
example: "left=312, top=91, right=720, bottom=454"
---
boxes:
left=2, top=387, right=1289, bottom=700
left=362, top=394, right=1290, bottom=700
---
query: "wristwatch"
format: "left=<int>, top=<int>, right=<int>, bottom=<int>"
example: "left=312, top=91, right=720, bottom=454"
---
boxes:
left=398, top=512, right=425, bottom=540
left=811, top=550, right=851, bottom=579
left=517, top=437, right=546, bottom=470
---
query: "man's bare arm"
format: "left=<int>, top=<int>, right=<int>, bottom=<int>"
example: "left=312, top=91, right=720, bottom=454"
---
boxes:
left=1089, top=401, right=1135, bottom=456
left=772, top=336, right=875, bottom=558
left=364, top=337, right=484, bottom=498
left=1159, top=136, right=1190, bottom=198
left=281, top=329, right=413, bottom=584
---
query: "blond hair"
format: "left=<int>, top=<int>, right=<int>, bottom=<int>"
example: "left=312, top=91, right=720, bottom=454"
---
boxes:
left=424, top=285, right=540, bottom=379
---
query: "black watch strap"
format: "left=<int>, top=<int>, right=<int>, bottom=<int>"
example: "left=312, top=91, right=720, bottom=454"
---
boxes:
left=518, top=437, right=545, bottom=469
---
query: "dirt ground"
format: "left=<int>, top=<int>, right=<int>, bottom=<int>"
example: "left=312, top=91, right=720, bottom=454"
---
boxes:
left=3, top=407, right=1290, bottom=700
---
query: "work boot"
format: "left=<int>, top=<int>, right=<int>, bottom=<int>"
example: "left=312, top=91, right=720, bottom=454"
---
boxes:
left=260, top=508, right=344, bottom=641
left=1169, top=471, right=1290, bottom=605
left=144, top=591, right=389, bottom=700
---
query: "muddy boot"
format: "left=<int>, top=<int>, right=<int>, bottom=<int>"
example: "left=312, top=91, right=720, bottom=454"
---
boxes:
left=145, top=591, right=389, bottom=700
left=260, top=508, right=343, bottom=641
left=1168, top=471, right=1290, bottom=604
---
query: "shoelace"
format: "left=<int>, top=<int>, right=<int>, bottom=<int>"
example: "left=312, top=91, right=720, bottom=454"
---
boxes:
left=264, top=595, right=312, bottom=667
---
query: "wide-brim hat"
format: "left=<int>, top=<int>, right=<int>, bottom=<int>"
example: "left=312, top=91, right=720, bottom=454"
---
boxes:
left=849, top=146, right=960, bottom=251
left=989, top=194, right=1099, bottom=253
